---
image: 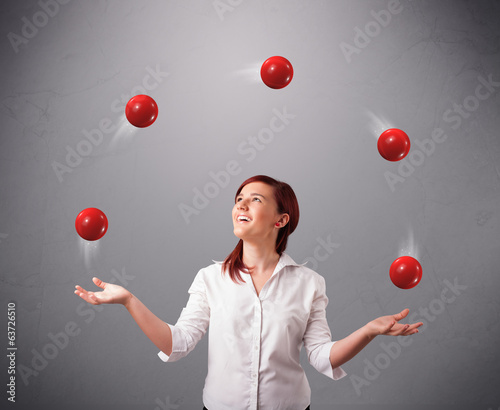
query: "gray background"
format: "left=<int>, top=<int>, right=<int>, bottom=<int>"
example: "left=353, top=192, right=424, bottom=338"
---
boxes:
left=1, top=0, right=499, bottom=409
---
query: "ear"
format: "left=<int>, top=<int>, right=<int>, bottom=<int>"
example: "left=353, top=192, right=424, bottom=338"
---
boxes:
left=276, top=213, right=290, bottom=228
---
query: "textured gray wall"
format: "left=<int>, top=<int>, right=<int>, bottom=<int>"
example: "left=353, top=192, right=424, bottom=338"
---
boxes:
left=1, top=0, right=499, bottom=409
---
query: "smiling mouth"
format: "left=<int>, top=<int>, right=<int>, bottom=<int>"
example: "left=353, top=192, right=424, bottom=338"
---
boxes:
left=237, top=216, right=251, bottom=222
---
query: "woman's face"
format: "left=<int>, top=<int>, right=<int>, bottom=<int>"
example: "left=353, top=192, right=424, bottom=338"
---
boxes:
left=232, top=182, right=287, bottom=243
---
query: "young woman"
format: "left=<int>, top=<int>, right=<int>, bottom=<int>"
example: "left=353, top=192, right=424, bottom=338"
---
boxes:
left=75, top=175, right=422, bottom=410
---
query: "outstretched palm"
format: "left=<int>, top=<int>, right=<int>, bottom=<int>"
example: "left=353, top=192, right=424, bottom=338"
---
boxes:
left=75, top=277, right=131, bottom=306
left=369, top=308, right=423, bottom=336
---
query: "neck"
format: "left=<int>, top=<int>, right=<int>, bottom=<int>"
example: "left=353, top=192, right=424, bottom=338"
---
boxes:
left=242, top=241, right=280, bottom=276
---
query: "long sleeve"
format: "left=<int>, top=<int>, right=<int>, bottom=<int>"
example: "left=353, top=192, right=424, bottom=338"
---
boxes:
left=302, top=275, right=347, bottom=380
left=158, top=270, right=210, bottom=362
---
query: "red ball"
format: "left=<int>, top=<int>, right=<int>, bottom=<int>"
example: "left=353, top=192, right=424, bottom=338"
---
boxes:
left=377, top=128, right=410, bottom=161
left=389, top=256, right=422, bottom=289
left=260, top=56, right=293, bottom=89
left=75, top=208, right=108, bottom=241
left=125, top=95, right=158, bottom=128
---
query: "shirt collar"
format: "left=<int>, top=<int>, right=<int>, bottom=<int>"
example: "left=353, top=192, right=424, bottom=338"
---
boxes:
left=212, top=252, right=302, bottom=271
left=274, top=252, right=302, bottom=272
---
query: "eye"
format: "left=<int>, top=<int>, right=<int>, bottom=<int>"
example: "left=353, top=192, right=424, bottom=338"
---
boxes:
left=253, top=197, right=261, bottom=202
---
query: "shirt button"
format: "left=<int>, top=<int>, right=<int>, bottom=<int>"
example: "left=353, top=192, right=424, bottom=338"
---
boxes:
left=254, top=346, right=259, bottom=350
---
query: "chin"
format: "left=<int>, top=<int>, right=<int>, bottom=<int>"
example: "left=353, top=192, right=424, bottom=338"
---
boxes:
left=232, top=228, right=246, bottom=241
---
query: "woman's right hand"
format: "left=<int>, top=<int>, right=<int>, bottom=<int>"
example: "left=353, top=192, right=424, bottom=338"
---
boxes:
left=74, top=277, right=132, bottom=306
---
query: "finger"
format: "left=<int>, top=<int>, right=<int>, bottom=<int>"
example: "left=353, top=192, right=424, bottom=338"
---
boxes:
left=394, top=308, right=410, bottom=322
left=92, top=277, right=106, bottom=289
left=405, top=323, right=423, bottom=333
left=401, top=323, right=421, bottom=336
left=74, top=289, right=99, bottom=305
left=75, top=285, right=89, bottom=294
left=384, top=321, right=396, bottom=334
left=75, top=286, right=97, bottom=302
left=390, top=324, right=409, bottom=336
left=75, top=285, right=91, bottom=297
left=402, top=328, right=417, bottom=336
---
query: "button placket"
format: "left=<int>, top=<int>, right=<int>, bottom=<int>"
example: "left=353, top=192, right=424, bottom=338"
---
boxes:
left=249, top=297, right=262, bottom=409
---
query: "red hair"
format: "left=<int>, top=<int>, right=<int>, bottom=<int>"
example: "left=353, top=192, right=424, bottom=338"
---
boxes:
left=222, top=175, right=300, bottom=284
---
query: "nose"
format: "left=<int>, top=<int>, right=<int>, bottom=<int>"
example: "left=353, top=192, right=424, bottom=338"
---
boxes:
left=237, top=199, right=248, bottom=210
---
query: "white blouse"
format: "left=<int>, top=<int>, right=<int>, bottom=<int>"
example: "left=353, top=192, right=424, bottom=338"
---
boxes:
left=158, top=252, right=346, bottom=410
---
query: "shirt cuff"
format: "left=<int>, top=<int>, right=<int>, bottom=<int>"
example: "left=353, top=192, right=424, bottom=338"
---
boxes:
left=317, top=341, right=347, bottom=380
left=157, top=324, right=187, bottom=363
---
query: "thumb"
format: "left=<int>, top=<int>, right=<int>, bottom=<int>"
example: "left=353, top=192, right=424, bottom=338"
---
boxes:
left=395, top=308, right=410, bottom=321
left=92, top=277, right=106, bottom=289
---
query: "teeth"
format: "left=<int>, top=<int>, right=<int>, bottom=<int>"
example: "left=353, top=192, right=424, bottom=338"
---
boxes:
left=238, top=216, right=250, bottom=221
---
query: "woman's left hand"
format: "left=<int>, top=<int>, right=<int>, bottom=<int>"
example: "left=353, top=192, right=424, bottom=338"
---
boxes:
left=367, top=308, right=423, bottom=337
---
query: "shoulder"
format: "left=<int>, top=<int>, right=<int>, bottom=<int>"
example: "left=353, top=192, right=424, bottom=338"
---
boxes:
left=184, top=262, right=223, bottom=294
left=194, top=261, right=223, bottom=281
left=282, top=253, right=327, bottom=287
left=292, top=263, right=327, bottom=286
left=192, top=260, right=235, bottom=288
left=189, top=261, right=239, bottom=296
